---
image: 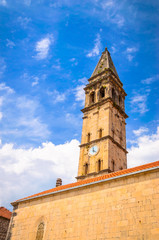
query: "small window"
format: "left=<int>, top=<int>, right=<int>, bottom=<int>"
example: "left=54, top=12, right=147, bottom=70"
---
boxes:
left=119, top=95, right=122, bottom=105
left=112, top=88, right=116, bottom=101
left=90, top=92, right=95, bottom=104
left=99, top=129, right=102, bottom=138
left=36, top=223, right=44, bottom=240
left=100, top=87, right=105, bottom=98
left=85, top=163, right=88, bottom=175
left=97, top=159, right=101, bottom=172
left=112, top=160, right=115, bottom=172
left=87, top=133, right=90, bottom=142
left=112, top=127, right=114, bottom=138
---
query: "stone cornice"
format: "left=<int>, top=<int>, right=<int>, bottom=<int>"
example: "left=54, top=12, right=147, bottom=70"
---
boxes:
left=76, top=168, right=112, bottom=180
left=81, top=97, right=128, bottom=119
left=85, top=71, right=126, bottom=96
left=88, top=68, right=123, bottom=87
left=79, top=135, right=128, bottom=154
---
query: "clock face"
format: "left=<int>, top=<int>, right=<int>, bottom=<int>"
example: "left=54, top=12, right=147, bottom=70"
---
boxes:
left=89, top=145, right=99, bottom=156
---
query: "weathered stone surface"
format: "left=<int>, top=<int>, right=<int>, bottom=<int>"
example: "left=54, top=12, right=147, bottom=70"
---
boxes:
left=9, top=169, right=159, bottom=240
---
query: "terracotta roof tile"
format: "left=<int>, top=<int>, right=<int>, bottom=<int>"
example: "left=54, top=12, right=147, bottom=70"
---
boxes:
left=0, top=207, right=12, bottom=219
left=14, top=160, right=159, bottom=204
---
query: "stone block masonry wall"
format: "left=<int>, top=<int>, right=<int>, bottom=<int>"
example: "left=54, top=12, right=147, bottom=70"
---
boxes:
left=0, top=217, right=10, bottom=240
left=9, top=169, right=159, bottom=240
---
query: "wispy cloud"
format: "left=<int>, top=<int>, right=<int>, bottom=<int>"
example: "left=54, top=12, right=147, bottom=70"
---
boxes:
left=0, top=0, right=7, bottom=6
left=0, top=86, right=50, bottom=142
left=0, top=59, right=6, bottom=78
left=48, top=89, right=66, bottom=104
left=6, top=39, right=15, bottom=48
left=70, top=58, right=78, bottom=66
left=0, top=82, right=14, bottom=94
left=17, top=16, right=31, bottom=28
left=32, top=77, right=39, bottom=87
left=34, top=34, right=54, bottom=60
left=133, top=127, right=148, bottom=136
left=128, top=127, right=159, bottom=168
left=78, top=77, right=88, bottom=84
left=125, top=47, right=138, bottom=62
left=111, top=46, right=117, bottom=54
left=86, top=33, right=101, bottom=58
left=74, top=85, right=85, bottom=105
left=130, top=92, right=149, bottom=114
left=141, top=74, right=159, bottom=84
left=0, top=112, right=3, bottom=121
left=52, top=59, right=61, bottom=70
left=24, top=0, right=31, bottom=6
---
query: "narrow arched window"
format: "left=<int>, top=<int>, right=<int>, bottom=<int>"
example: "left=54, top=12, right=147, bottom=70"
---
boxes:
left=36, top=223, right=44, bottom=240
left=112, top=160, right=115, bottom=172
left=85, top=163, right=88, bottom=175
left=99, top=129, right=102, bottom=138
left=100, top=87, right=105, bottom=98
left=87, top=133, right=90, bottom=142
left=112, top=88, right=116, bottom=101
left=119, top=95, right=122, bottom=105
left=90, top=92, right=95, bottom=104
left=97, top=159, right=101, bottom=172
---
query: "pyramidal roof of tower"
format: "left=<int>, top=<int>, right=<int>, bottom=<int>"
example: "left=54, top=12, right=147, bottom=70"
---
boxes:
left=91, top=47, right=119, bottom=79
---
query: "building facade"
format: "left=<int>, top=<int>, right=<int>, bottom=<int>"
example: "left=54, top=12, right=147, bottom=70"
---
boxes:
left=0, top=207, right=11, bottom=240
left=6, top=48, right=159, bottom=240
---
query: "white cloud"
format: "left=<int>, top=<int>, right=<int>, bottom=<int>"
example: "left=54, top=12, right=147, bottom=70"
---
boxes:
left=14, top=96, right=50, bottom=139
left=0, top=97, right=3, bottom=106
left=133, top=127, right=148, bottom=136
left=0, top=92, right=50, bottom=141
left=6, top=39, right=15, bottom=48
left=78, top=77, right=88, bottom=84
left=0, top=0, right=7, bottom=6
left=111, top=14, right=125, bottom=27
left=52, top=59, right=61, bottom=70
left=127, top=55, right=134, bottom=62
left=141, top=74, right=159, bottom=84
left=86, top=33, right=101, bottom=58
left=74, top=85, right=85, bottom=105
left=24, top=0, right=31, bottom=6
left=0, top=82, right=14, bottom=94
left=34, top=34, right=54, bottom=60
left=0, top=59, right=6, bottom=78
left=17, top=16, right=31, bottom=28
left=125, top=47, right=138, bottom=62
left=130, top=93, right=149, bottom=114
left=101, top=0, right=114, bottom=8
left=32, top=76, right=39, bottom=86
left=48, top=90, right=66, bottom=104
left=111, top=46, right=117, bottom=54
left=70, top=58, right=78, bottom=66
left=128, top=127, right=159, bottom=168
left=126, top=47, right=138, bottom=53
left=0, top=112, right=3, bottom=120
left=0, top=139, right=80, bottom=207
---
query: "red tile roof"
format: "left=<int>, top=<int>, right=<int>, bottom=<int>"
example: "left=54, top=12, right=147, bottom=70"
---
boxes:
left=14, top=160, right=159, bottom=204
left=0, top=207, right=12, bottom=219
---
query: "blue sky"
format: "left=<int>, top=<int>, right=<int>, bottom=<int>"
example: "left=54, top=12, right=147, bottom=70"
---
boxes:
left=0, top=0, right=159, bottom=210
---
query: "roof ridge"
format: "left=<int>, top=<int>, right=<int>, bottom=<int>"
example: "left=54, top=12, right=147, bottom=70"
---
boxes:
left=14, top=160, right=159, bottom=204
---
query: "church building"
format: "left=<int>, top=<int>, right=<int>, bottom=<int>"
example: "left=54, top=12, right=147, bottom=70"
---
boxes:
left=6, top=48, right=159, bottom=240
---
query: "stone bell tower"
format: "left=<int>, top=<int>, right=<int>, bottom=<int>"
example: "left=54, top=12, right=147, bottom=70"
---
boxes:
left=76, top=48, right=128, bottom=181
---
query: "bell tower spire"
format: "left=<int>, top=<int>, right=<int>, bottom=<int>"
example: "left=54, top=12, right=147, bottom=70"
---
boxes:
left=76, top=48, right=128, bottom=181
